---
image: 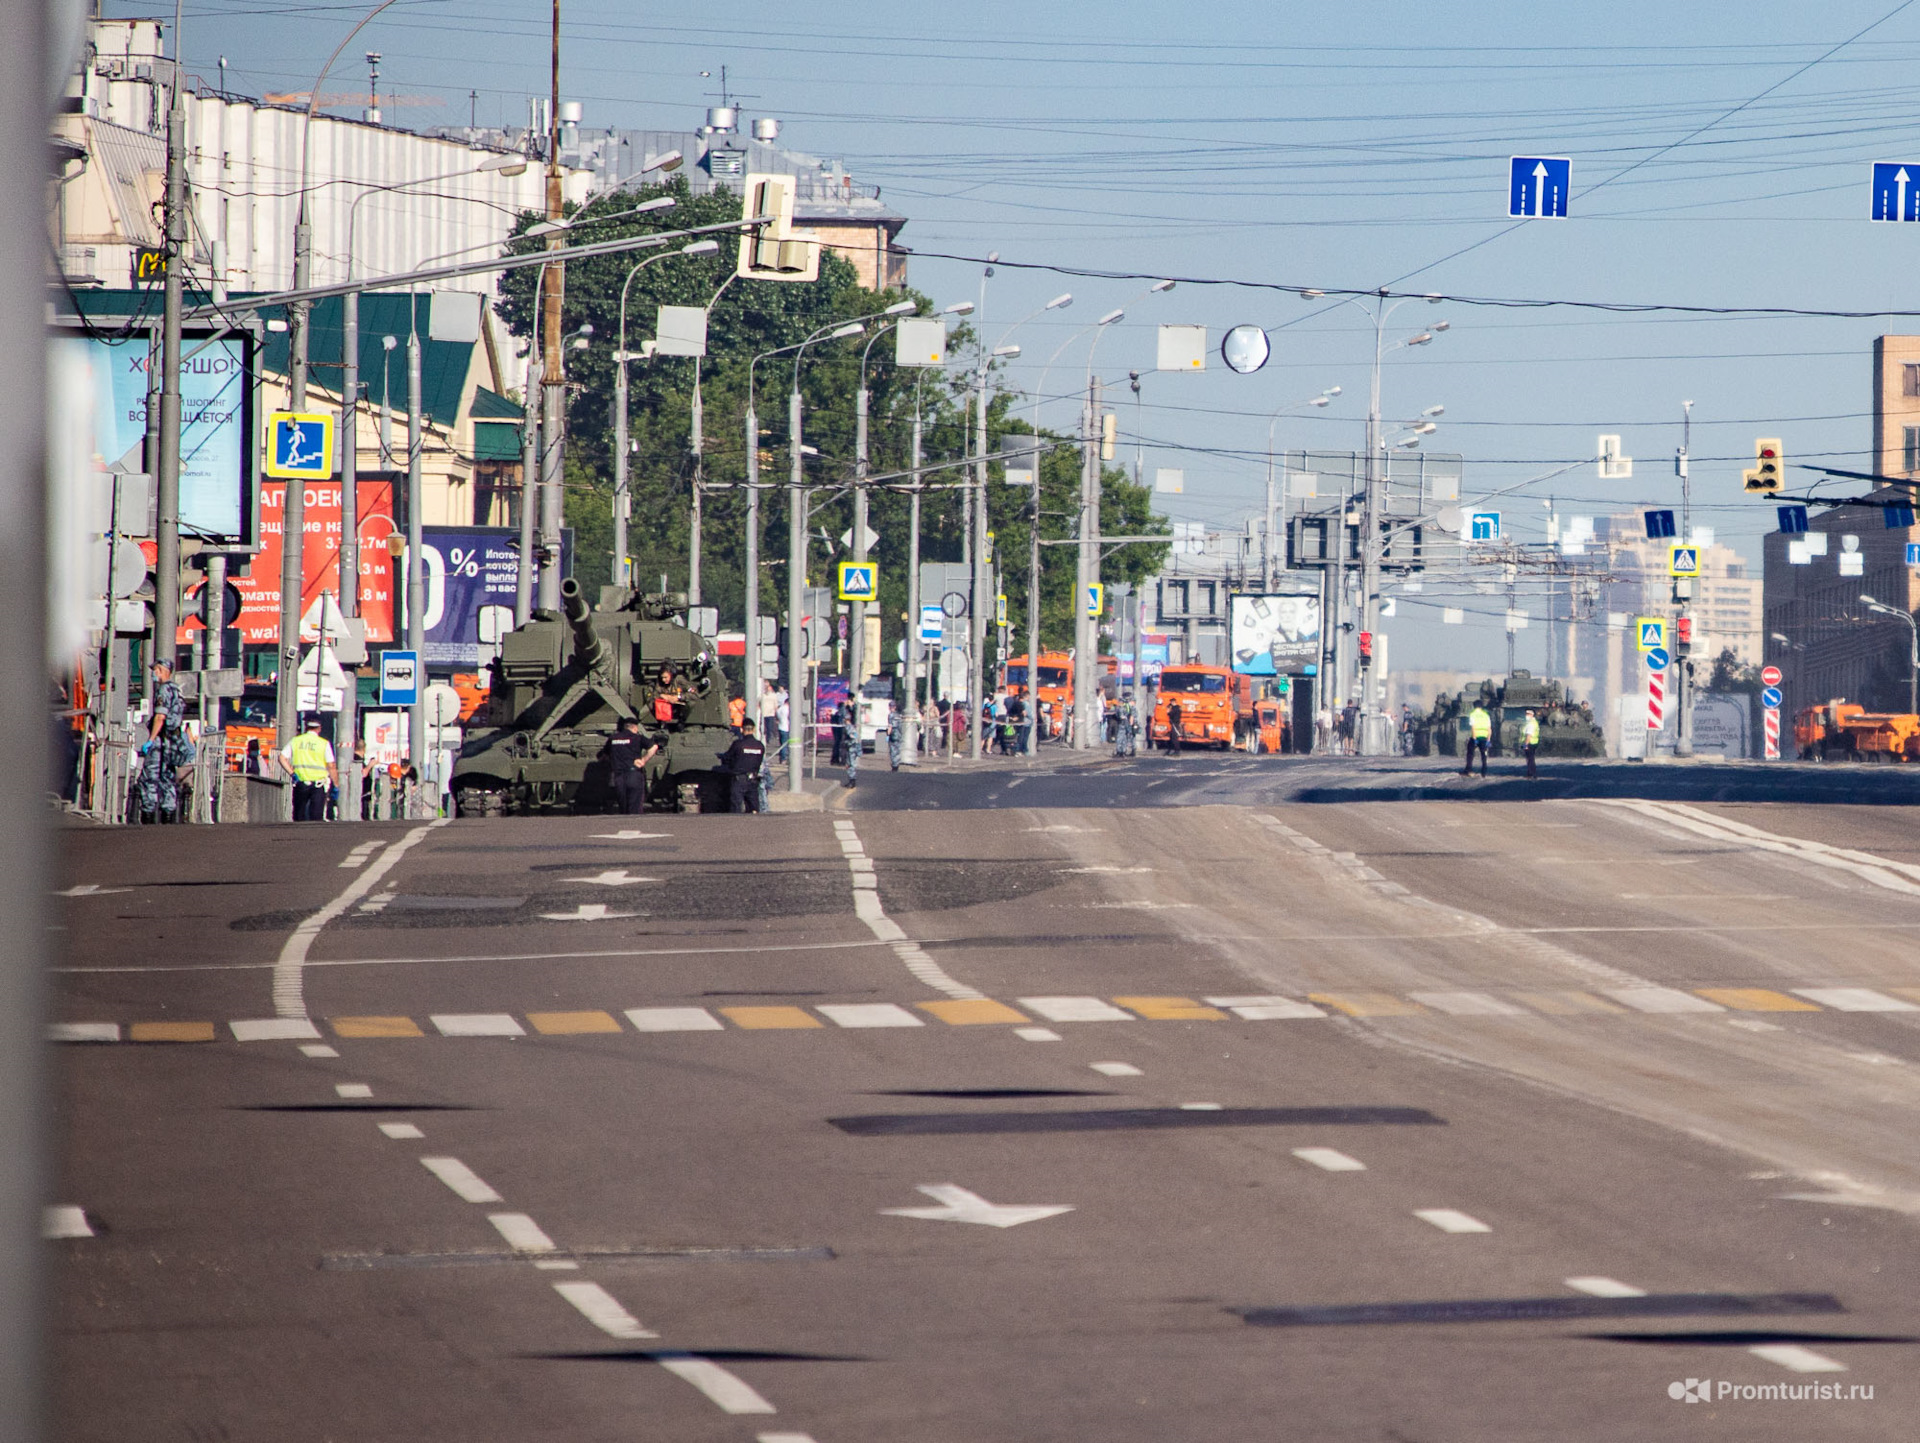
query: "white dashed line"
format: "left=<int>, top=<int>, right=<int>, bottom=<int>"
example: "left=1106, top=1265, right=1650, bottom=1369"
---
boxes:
left=1179, top=1102, right=1223, bottom=1111
left=430, top=1014, right=526, bottom=1037
left=553, top=1280, right=657, bottom=1339
left=42, top=1205, right=91, bottom=1239
left=1414, top=1208, right=1491, bottom=1234
left=818, top=1003, right=923, bottom=1028
left=1565, top=1276, right=1647, bottom=1297
left=1791, top=988, right=1919, bottom=1013
left=837, top=821, right=984, bottom=1000
left=1018, top=996, right=1132, bottom=1022
left=339, top=841, right=382, bottom=869
left=419, top=1156, right=502, bottom=1204
left=488, top=1212, right=557, bottom=1253
left=655, top=1354, right=777, bottom=1414
left=758, top=1434, right=820, bottom=1443
left=300, top=1044, right=340, bottom=1058
left=1090, top=1061, right=1143, bottom=1077
left=230, top=1018, right=322, bottom=1041
left=1749, top=1344, right=1848, bottom=1373
left=334, top=1083, right=372, bottom=1099
left=1604, top=987, right=1725, bottom=1015
left=46, top=1023, right=117, bottom=1043
left=1205, top=996, right=1327, bottom=1020
left=1406, top=991, right=1527, bottom=1017
left=378, top=1122, right=423, bottom=1140
left=625, top=1007, right=724, bottom=1032
left=1292, top=1147, right=1366, bottom=1172
left=1014, top=1027, right=1062, bottom=1042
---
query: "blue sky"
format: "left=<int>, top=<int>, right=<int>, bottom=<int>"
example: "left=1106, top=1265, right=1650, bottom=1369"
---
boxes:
left=141, top=0, right=1920, bottom=672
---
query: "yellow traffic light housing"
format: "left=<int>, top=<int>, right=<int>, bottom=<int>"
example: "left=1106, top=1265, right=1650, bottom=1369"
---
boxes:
left=736, top=173, right=821, bottom=283
left=1745, top=437, right=1783, bottom=493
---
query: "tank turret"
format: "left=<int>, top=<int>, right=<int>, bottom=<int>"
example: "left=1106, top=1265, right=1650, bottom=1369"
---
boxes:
left=560, top=577, right=607, bottom=675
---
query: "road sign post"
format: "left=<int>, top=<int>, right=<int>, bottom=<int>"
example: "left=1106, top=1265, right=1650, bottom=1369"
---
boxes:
left=1871, top=162, right=1920, bottom=222
left=1636, top=617, right=1666, bottom=652
left=1764, top=707, right=1781, bottom=759
left=263, top=411, right=335, bottom=480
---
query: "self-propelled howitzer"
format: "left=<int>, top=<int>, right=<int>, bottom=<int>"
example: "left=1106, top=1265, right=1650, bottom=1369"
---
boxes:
left=450, top=578, right=735, bottom=815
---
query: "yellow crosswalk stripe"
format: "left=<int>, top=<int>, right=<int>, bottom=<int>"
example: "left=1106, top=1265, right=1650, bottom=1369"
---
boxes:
left=1308, top=992, right=1424, bottom=1017
left=917, top=999, right=1029, bottom=1025
left=128, top=1021, right=215, bottom=1043
left=331, top=1016, right=425, bottom=1038
left=1694, top=988, right=1820, bottom=1012
left=528, top=1010, right=623, bottom=1034
left=719, top=1006, right=823, bottom=1030
left=1114, top=996, right=1227, bottom=1021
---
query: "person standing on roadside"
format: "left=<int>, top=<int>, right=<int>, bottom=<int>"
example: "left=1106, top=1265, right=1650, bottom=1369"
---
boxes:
left=1461, top=702, right=1492, bottom=778
left=280, top=716, right=337, bottom=821
left=134, top=658, right=193, bottom=823
left=602, top=715, right=658, bottom=815
left=1521, top=707, right=1541, bottom=780
left=717, top=723, right=766, bottom=813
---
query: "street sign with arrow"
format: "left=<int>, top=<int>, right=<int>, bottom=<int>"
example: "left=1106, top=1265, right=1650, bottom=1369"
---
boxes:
left=1509, top=156, right=1570, bottom=218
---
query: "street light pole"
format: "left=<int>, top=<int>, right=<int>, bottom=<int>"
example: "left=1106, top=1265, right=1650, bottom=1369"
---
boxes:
left=537, top=0, right=566, bottom=613
left=1861, top=595, right=1919, bottom=714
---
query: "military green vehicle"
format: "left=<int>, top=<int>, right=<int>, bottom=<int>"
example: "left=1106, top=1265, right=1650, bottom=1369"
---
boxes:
left=451, top=577, right=735, bottom=816
left=1426, top=671, right=1604, bottom=759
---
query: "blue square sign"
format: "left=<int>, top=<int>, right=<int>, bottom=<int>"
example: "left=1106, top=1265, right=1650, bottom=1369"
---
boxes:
left=1908, top=542, right=1920, bottom=566
left=1871, top=162, right=1920, bottom=222
left=380, top=650, right=419, bottom=707
left=1509, top=156, right=1570, bottom=218
left=264, top=411, right=334, bottom=480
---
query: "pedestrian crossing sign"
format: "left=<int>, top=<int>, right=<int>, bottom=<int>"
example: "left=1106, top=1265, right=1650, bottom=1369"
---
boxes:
left=264, top=411, right=334, bottom=480
left=836, top=561, right=878, bottom=601
left=1636, top=616, right=1666, bottom=652
left=1086, top=582, right=1105, bottom=619
left=1668, top=543, right=1701, bottom=577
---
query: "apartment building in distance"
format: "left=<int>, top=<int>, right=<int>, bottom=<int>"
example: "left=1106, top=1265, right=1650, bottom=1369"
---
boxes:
left=1761, top=336, right=1920, bottom=718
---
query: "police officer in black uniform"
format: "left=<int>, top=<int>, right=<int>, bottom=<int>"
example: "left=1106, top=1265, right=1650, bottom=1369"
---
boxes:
left=603, top=716, right=658, bottom=814
left=717, top=726, right=767, bottom=814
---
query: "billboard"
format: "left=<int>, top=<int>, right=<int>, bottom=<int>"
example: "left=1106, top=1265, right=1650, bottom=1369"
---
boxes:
left=417, top=526, right=525, bottom=668
left=56, top=331, right=256, bottom=545
left=1230, top=593, right=1320, bottom=675
left=238, top=479, right=397, bottom=645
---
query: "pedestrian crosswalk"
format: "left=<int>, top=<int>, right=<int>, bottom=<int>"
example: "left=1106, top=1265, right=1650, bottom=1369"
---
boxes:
left=45, top=983, right=1920, bottom=1044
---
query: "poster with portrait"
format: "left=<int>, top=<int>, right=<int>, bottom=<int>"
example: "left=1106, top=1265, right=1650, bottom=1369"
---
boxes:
left=1230, top=593, right=1320, bottom=675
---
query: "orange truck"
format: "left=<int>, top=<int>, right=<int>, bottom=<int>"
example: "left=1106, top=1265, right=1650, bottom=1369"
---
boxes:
left=1794, top=700, right=1920, bottom=761
left=1246, top=696, right=1289, bottom=754
left=1005, top=651, right=1074, bottom=738
left=1150, top=665, right=1252, bottom=750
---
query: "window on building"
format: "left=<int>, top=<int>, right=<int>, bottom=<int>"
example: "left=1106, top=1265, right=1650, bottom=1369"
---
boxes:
left=1906, top=426, right=1920, bottom=474
left=1905, top=363, right=1920, bottom=398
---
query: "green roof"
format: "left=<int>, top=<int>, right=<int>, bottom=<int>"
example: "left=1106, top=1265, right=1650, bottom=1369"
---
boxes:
left=472, top=420, right=523, bottom=462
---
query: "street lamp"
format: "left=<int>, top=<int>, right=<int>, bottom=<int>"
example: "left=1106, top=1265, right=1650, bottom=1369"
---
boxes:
left=611, top=238, right=720, bottom=585
left=526, top=192, right=675, bottom=239
left=1860, top=594, right=1919, bottom=714
left=1264, top=386, right=1342, bottom=588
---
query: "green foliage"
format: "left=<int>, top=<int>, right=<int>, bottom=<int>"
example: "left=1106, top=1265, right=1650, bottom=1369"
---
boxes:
left=495, top=177, right=1167, bottom=664
left=1708, top=646, right=1760, bottom=694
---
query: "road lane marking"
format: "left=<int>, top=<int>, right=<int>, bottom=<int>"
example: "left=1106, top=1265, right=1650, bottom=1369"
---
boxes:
left=420, top=1157, right=502, bottom=1204
left=818, top=1003, right=923, bottom=1028
left=274, top=820, right=445, bottom=1018
left=1292, top=1147, right=1366, bottom=1172
left=553, top=1280, right=656, bottom=1339
left=1206, top=996, right=1327, bottom=1020
left=1019, top=996, right=1131, bottom=1022
left=1309, top=992, right=1424, bottom=1018
left=1565, top=1276, right=1646, bottom=1297
left=1727, top=1018, right=1785, bottom=1033
left=590, top=830, right=670, bottom=840
left=430, top=1014, right=526, bottom=1037
left=339, top=841, right=382, bottom=869
left=1604, top=987, right=1725, bottom=1014
left=128, top=1021, right=215, bottom=1042
left=1749, top=1344, right=1847, bottom=1373
left=1512, top=991, right=1627, bottom=1015
left=334, top=1083, right=372, bottom=1099
left=378, top=1123, right=423, bottom=1139
left=1596, top=799, right=1920, bottom=897
left=1791, top=987, right=1919, bottom=1012
left=1407, top=991, right=1527, bottom=1016
left=1695, top=989, right=1820, bottom=1012
left=538, top=903, right=638, bottom=921
left=1091, top=1061, right=1143, bottom=1077
left=655, top=1354, right=776, bottom=1414
left=881, top=1183, right=1074, bottom=1228
left=837, top=821, right=984, bottom=1000
left=46, top=1023, right=117, bottom=1042
left=333, top=1015, right=424, bottom=1038
left=528, top=1010, right=622, bottom=1034
left=917, top=999, right=1027, bottom=1025
left=488, top=1212, right=557, bottom=1253
left=1015, top=1027, right=1062, bottom=1041
left=230, top=1018, right=322, bottom=1041
left=720, top=1007, right=822, bottom=1030
left=1115, top=996, right=1227, bottom=1021
left=42, top=1206, right=91, bottom=1239
left=1414, top=1209, right=1491, bottom=1234
left=758, top=1434, right=819, bottom=1443
left=300, top=1044, right=339, bottom=1058
left=562, top=870, right=658, bottom=887
left=626, top=1007, right=724, bottom=1032
left=1180, top=1102, right=1223, bottom=1111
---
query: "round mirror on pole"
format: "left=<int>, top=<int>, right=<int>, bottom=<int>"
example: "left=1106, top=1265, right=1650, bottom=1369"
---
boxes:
left=1221, top=324, right=1271, bottom=375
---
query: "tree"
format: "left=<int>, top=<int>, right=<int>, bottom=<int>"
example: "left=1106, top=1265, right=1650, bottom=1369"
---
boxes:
left=1707, top=646, right=1759, bottom=694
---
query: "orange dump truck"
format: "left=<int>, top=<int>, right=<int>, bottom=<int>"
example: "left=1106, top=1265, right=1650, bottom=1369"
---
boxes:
left=1150, top=665, right=1251, bottom=750
left=1246, top=696, right=1289, bottom=754
left=1005, top=651, right=1074, bottom=738
left=1794, top=701, right=1920, bottom=761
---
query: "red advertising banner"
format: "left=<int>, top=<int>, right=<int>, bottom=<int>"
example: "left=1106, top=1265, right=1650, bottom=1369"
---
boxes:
left=236, top=479, right=397, bottom=645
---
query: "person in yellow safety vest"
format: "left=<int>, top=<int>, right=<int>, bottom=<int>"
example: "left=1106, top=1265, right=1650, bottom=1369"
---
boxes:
left=279, top=717, right=338, bottom=821
left=1521, top=708, right=1541, bottom=780
left=1461, top=702, right=1492, bottom=778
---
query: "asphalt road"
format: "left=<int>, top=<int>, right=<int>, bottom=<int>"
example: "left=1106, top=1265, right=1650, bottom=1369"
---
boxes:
left=48, top=748, right=1920, bottom=1440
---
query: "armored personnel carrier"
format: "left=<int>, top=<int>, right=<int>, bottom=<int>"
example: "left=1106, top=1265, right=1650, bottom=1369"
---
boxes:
left=451, top=578, right=735, bottom=816
left=1426, top=671, right=1604, bottom=759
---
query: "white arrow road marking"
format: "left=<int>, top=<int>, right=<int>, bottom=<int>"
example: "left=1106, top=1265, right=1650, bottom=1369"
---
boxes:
left=54, top=884, right=130, bottom=897
left=1531, top=160, right=1549, bottom=216
left=539, top=903, right=638, bottom=921
left=43, top=1205, right=91, bottom=1239
left=882, top=1184, right=1074, bottom=1229
left=589, top=830, right=670, bottom=840
left=1899, top=166, right=1911, bottom=221
left=563, top=869, right=659, bottom=887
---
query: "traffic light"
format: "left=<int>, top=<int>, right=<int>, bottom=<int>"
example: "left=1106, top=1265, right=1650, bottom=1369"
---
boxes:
left=1675, top=616, right=1692, bottom=652
left=1357, top=630, right=1374, bottom=667
left=735, top=173, right=821, bottom=282
left=1100, top=411, right=1117, bottom=461
left=1745, top=437, right=1783, bottom=494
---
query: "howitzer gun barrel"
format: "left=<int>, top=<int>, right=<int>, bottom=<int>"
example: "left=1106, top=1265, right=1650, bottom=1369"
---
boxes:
left=559, top=578, right=609, bottom=673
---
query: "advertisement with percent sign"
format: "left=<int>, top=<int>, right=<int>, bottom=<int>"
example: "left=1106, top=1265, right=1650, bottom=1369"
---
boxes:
left=417, top=526, right=570, bottom=668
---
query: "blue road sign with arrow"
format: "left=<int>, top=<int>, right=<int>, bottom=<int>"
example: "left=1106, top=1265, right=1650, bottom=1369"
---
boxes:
left=1871, top=162, right=1920, bottom=221
left=1761, top=686, right=1783, bottom=709
left=1645, top=647, right=1669, bottom=672
left=1908, top=542, right=1920, bottom=566
left=1509, top=156, right=1570, bottom=218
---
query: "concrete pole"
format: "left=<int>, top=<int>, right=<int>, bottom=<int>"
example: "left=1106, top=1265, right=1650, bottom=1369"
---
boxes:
left=1073, top=379, right=1098, bottom=749
left=906, top=402, right=923, bottom=762
left=611, top=342, right=628, bottom=586
left=968, top=375, right=988, bottom=759
left=786, top=384, right=805, bottom=792
left=744, top=399, right=760, bottom=728
left=1026, top=473, right=1041, bottom=756
left=407, top=327, right=425, bottom=788
left=688, top=364, right=703, bottom=606
left=536, top=0, right=566, bottom=613
left=154, top=24, right=187, bottom=681
left=337, top=290, right=360, bottom=818
left=514, top=357, right=540, bottom=623
left=851, top=382, right=869, bottom=688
